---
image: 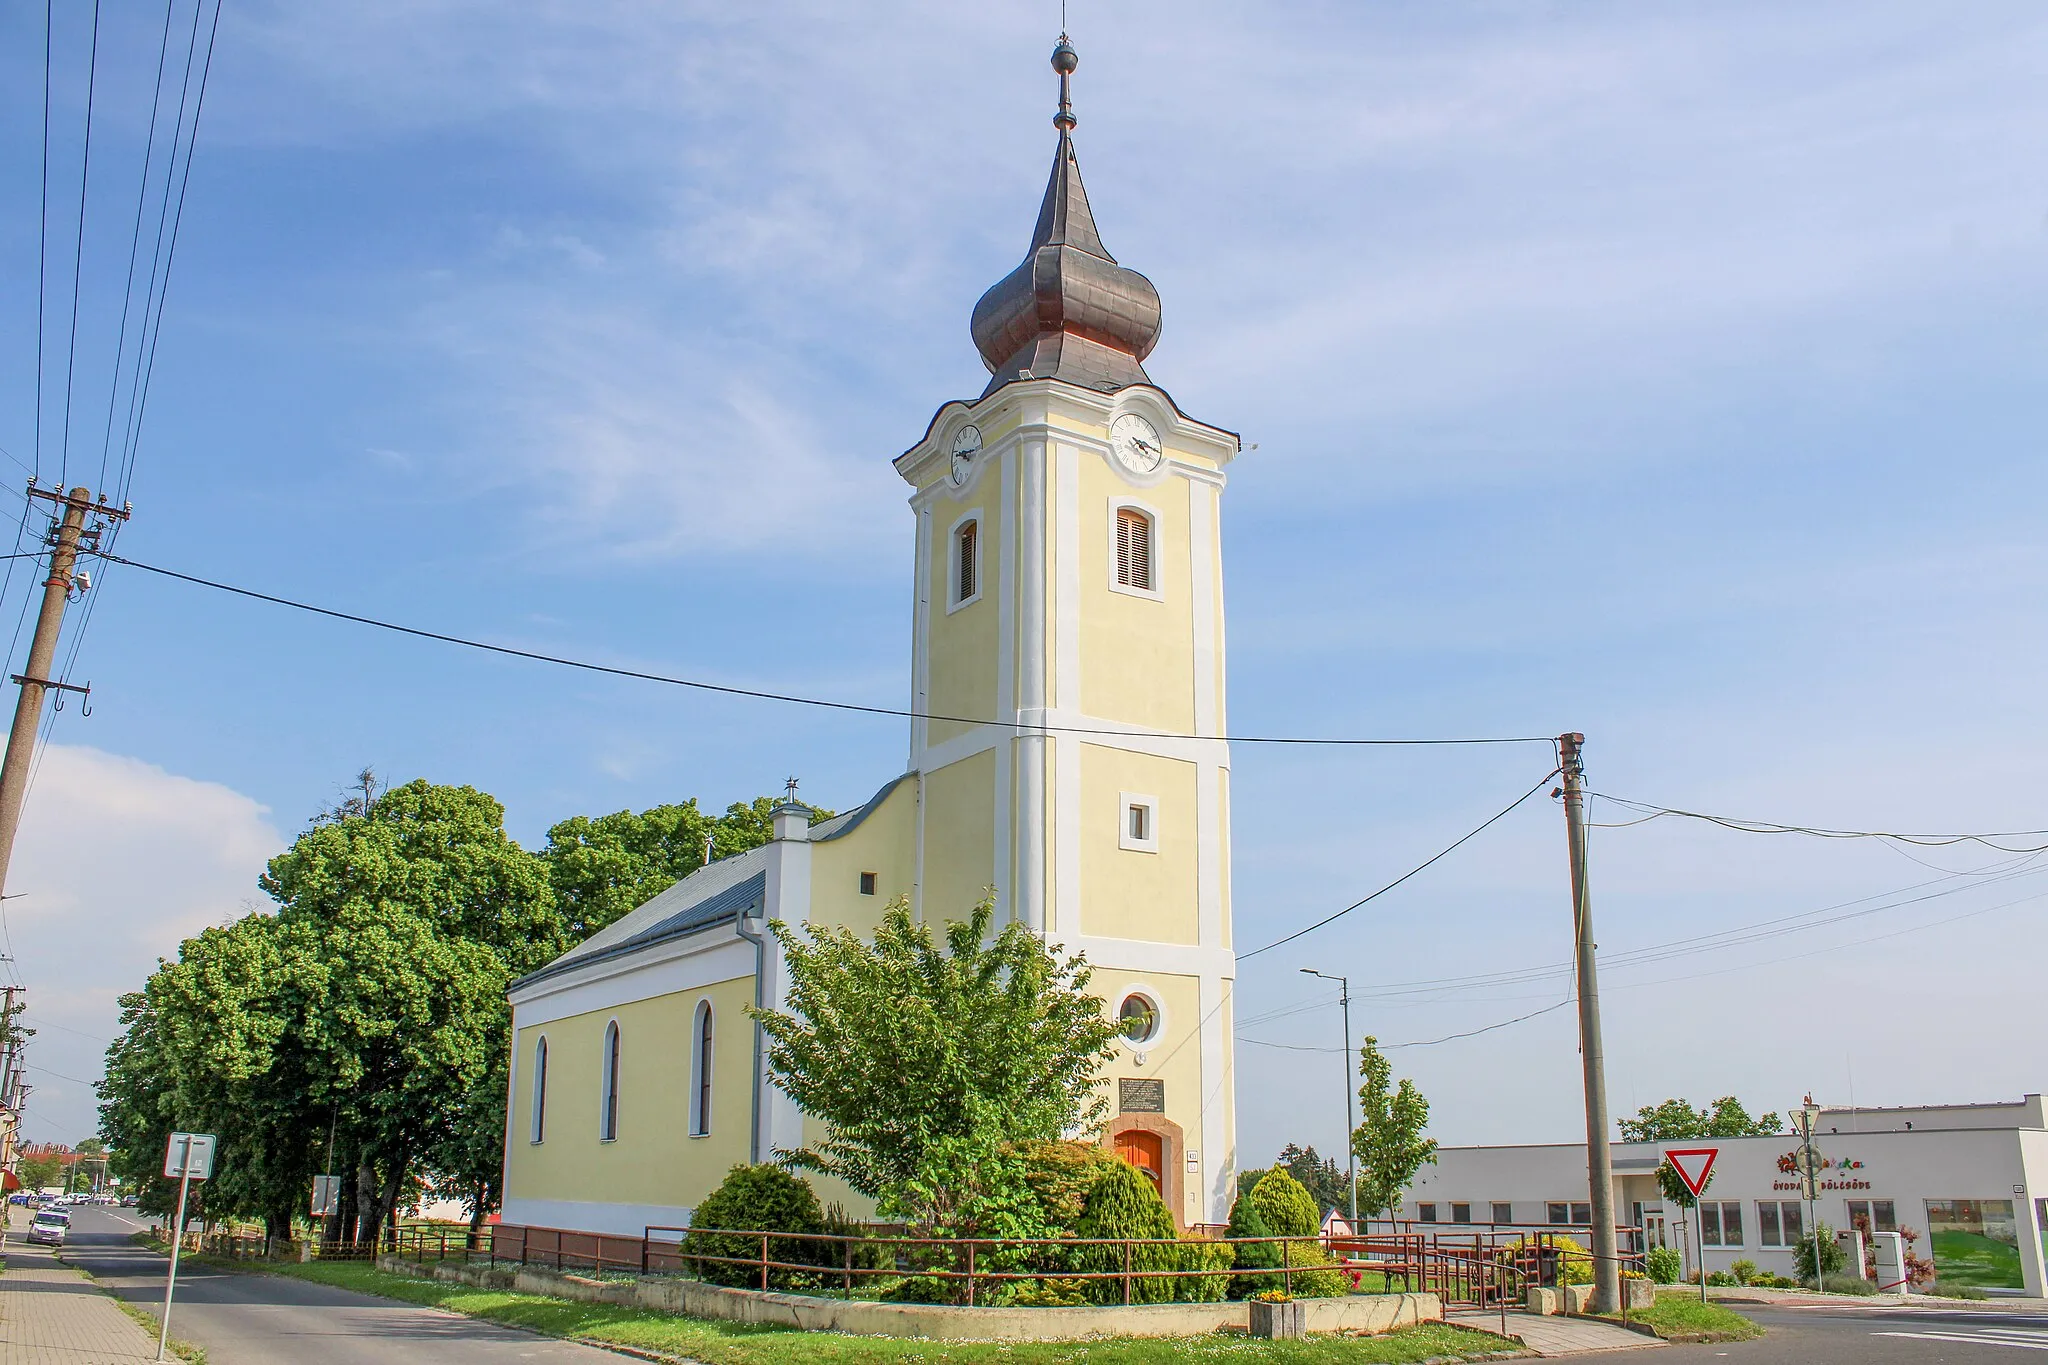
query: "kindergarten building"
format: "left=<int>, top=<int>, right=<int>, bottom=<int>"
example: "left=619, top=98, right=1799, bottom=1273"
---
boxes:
left=1402, top=1096, right=2048, bottom=1295
left=497, top=38, right=1240, bottom=1237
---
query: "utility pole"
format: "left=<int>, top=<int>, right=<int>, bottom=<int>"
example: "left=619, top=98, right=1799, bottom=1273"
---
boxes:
left=1559, top=732, right=1620, bottom=1315
left=0, top=485, right=125, bottom=901
left=1300, top=968, right=1359, bottom=1227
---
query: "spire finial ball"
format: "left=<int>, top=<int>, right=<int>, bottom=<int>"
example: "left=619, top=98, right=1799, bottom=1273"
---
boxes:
left=1052, top=36, right=1078, bottom=75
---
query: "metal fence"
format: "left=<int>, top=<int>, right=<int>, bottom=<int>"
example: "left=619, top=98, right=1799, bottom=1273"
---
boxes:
left=388, top=1220, right=1643, bottom=1309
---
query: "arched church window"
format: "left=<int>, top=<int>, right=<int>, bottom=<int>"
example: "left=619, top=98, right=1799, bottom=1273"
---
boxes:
left=1117, top=991, right=1162, bottom=1047
left=599, top=1020, right=622, bottom=1141
left=689, top=1001, right=714, bottom=1137
left=530, top=1036, right=548, bottom=1143
left=955, top=518, right=979, bottom=604
left=1116, top=507, right=1153, bottom=591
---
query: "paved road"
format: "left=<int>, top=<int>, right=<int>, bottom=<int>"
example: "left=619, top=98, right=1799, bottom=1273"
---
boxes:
left=1662, top=1300, right=2048, bottom=1361
left=54, top=1207, right=630, bottom=1364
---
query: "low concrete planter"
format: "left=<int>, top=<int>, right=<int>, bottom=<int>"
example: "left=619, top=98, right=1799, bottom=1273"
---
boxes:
left=1248, top=1299, right=1305, bottom=1339
left=379, top=1255, right=1440, bottom=1342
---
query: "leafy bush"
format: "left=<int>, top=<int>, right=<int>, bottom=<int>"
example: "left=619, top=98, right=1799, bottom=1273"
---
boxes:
left=1729, top=1258, right=1758, bottom=1285
left=1009, top=1139, right=1117, bottom=1231
left=1813, top=1275, right=1879, bottom=1296
left=1645, top=1245, right=1682, bottom=1284
left=1247, top=1169, right=1321, bottom=1239
left=1172, top=1238, right=1237, bottom=1303
left=812, top=1202, right=892, bottom=1281
left=1929, top=1282, right=1989, bottom=1300
left=1794, top=1222, right=1848, bottom=1282
left=1705, top=1270, right=1737, bottom=1286
left=683, top=1164, right=826, bottom=1289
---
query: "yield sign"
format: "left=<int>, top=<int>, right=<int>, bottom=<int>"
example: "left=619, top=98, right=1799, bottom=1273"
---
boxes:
left=1665, top=1147, right=1719, bottom=1199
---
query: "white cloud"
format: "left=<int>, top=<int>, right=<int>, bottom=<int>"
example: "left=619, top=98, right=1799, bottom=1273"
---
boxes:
left=5, top=747, right=284, bottom=1146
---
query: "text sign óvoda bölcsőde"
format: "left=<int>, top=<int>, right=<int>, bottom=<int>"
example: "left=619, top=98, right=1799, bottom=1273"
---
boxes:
left=163, top=1132, right=216, bottom=1181
left=1664, top=1147, right=1718, bottom=1199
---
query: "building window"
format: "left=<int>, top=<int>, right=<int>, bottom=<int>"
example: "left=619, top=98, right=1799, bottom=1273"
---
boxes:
left=950, top=516, right=980, bottom=608
left=1491, top=1202, right=1514, bottom=1225
left=1571, top=1202, right=1592, bottom=1226
left=1700, top=1201, right=1744, bottom=1248
left=1845, top=1199, right=1897, bottom=1235
left=1116, top=991, right=1162, bottom=1047
left=599, top=1020, right=622, bottom=1142
left=529, top=1036, right=548, bottom=1144
left=689, top=1002, right=713, bottom=1137
left=1451, top=1202, right=1472, bottom=1224
left=1758, top=1200, right=1805, bottom=1248
left=1547, top=1202, right=1569, bottom=1225
left=1118, top=792, right=1159, bottom=853
left=858, top=871, right=877, bottom=896
left=1115, top=507, right=1154, bottom=592
left=1418, top=1203, right=1438, bottom=1223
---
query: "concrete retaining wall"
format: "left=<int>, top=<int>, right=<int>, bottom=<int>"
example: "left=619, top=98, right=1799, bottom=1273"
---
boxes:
left=377, top=1255, right=1441, bottom=1342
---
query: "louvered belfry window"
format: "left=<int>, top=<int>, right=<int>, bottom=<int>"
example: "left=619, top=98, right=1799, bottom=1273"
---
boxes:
left=1116, top=508, right=1153, bottom=591
left=956, top=520, right=978, bottom=602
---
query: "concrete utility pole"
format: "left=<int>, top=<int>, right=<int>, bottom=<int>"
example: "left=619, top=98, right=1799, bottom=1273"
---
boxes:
left=1559, top=732, right=1620, bottom=1314
left=0, top=485, right=126, bottom=901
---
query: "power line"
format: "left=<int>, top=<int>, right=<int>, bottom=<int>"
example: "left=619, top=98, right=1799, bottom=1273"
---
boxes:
left=1238, top=766, right=1560, bottom=960
left=34, top=0, right=54, bottom=484
left=99, top=553, right=1556, bottom=751
left=1238, top=997, right=1576, bottom=1054
left=56, top=0, right=105, bottom=492
left=1588, top=792, right=2048, bottom=854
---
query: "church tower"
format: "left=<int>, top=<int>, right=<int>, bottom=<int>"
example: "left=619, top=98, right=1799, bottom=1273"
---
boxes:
left=893, top=37, right=1240, bottom=1227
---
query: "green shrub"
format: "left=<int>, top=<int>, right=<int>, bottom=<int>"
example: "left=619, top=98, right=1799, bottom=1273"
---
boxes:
left=1811, top=1274, right=1878, bottom=1296
left=1226, top=1193, right=1285, bottom=1299
left=1930, top=1282, right=1989, bottom=1300
left=1173, top=1238, right=1236, bottom=1302
left=1009, top=1139, right=1118, bottom=1231
left=1645, top=1246, right=1682, bottom=1283
left=1237, top=1166, right=1270, bottom=1199
left=1551, top=1234, right=1594, bottom=1285
left=1729, top=1258, right=1758, bottom=1285
left=683, top=1164, right=826, bottom=1289
left=1071, top=1160, right=1179, bottom=1304
left=810, top=1202, right=892, bottom=1281
left=1794, top=1222, right=1848, bottom=1282
left=1247, top=1169, right=1321, bottom=1239
left=1705, top=1270, right=1737, bottom=1286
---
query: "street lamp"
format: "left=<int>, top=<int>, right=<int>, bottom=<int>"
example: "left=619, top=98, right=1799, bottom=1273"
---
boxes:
left=1300, top=968, right=1359, bottom=1227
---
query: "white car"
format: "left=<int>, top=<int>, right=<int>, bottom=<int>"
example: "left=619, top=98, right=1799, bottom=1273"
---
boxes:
left=26, top=1212, right=65, bottom=1246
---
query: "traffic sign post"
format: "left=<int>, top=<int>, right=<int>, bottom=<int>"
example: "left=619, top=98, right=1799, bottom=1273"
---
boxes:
left=158, top=1133, right=215, bottom=1362
left=1664, top=1149, right=1719, bottom=1304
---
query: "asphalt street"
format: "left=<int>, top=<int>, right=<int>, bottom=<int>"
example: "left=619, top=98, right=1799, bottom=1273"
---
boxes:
left=48, top=1206, right=630, bottom=1364
left=1663, top=1300, right=2048, bottom=1361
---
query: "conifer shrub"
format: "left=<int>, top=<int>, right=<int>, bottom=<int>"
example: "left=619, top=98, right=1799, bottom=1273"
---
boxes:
left=1226, top=1194, right=1285, bottom=1299
left=1071, top=1160, right=1179, bottom=1303
left=682, top=1163, right=826, bottom=1288
left=1010, top=1139, right=1118, bottom=1231
left=1227, top=1172, right=1353, bottom=1299
left=1247, top=1168, right=1321, bottom=1238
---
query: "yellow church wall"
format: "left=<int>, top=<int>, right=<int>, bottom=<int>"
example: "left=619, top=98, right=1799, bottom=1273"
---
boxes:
left=1216, top=769, right=1233, bottom=949
left=506, top=975, right=755, bottom=1213
left=1077, top=743, right=1199, bottom=944
left=1092, top=968, right=1212, bottom=1224
left=1076, top=454, right=1196, bottom=734
left=925, top=484, right=1001, bottom=749
left=920, top=747, right=996, bottom=923
left=808, top=777, right=919, bottom=939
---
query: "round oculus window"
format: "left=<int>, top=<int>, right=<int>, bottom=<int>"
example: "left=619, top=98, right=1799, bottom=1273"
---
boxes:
left=1118, top=994, right=1160, bottom=1046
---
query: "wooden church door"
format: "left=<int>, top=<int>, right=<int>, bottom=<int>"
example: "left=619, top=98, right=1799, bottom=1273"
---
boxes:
left=1115, top=1129, right=1166, bottom=1195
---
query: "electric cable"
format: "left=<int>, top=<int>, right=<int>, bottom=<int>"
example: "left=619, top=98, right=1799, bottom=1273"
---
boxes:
left=1238, top=998, right=1575, bottom=1054
left=56, top=0, right=105, bottom=492
left=33, top=0, right=54, bottom=484
left=97, top=552, right=1557, bottom=750
left=1238, top=766, right=1561, bottom=960
left=1588, top=792, right=2048, bottom=854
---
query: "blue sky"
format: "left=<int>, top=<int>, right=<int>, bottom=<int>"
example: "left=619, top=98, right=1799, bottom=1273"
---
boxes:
left=1, top=1, right=2045, bottom=1164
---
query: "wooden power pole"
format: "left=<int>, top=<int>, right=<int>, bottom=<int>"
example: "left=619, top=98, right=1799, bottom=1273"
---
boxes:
left=1559, top=732, right=1621, bottom=1314
left=0, top=485, right=127, bottom=901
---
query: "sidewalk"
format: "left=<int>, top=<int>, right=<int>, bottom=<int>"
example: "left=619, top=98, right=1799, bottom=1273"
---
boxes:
left=0, top=1217, right=163, bottom=1363
left=1451, top=1308, right=1664, bottom=1356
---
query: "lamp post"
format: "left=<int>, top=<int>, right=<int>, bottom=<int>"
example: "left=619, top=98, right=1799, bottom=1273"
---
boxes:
left=1300, top=968, right=1359, bottom=1227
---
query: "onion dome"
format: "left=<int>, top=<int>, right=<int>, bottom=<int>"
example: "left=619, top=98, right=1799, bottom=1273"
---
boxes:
left=969, top=37, right=1163, bottom=396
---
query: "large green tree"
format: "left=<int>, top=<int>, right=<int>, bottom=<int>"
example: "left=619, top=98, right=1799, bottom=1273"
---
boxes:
left=1618, top=1096, right=1783, bottom=1142
left=753, top=894, right=1121, bottom=1229
left=1350, top=1036, right=1437, bottom=1219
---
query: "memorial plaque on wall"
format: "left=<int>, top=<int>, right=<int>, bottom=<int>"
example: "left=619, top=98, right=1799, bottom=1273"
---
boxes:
left=1119, top=1078, right=1165, bottom=1113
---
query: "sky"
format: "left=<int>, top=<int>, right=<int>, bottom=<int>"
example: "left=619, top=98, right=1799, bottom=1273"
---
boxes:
left=0, top=0, right=2045, bottom=1167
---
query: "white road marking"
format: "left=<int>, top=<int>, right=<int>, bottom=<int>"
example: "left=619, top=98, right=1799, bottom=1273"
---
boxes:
left=1874, top=1330, right=2048, bottom=1351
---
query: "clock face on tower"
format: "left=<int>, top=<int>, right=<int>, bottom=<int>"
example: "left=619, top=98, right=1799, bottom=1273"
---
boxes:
left=1109, top=413, right=1163, bottom=475
left=950, top=424, right=983, bottom=487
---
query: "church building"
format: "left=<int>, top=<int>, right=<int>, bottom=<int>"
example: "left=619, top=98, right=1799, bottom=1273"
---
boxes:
left=499, top=37, right=1244, bottom=1236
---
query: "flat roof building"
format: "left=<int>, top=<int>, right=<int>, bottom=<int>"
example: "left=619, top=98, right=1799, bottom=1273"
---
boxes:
left=1403, top=1096, right=2048, bottom=1296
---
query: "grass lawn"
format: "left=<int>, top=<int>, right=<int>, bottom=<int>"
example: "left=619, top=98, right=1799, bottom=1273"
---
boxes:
left=223, top=1259, right=1520, bottom=1363
left=1594, top=1293, right=1762, bottom=1343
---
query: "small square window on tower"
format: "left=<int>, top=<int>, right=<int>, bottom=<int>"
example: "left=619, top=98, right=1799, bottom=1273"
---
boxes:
left=1118, top=792, right=1159, bottom=853
left=858, top=871, right=877, bottom=896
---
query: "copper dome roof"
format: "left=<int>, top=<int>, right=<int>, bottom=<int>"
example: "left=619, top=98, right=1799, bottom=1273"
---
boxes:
left=969, top=39, right=1163, bottom=397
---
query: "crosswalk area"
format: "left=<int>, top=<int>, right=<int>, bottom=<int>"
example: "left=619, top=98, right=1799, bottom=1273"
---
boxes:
left=1872, top=1320, right=2048, bottom=1353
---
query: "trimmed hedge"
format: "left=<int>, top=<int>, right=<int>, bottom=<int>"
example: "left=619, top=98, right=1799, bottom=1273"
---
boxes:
left=681, top=1164, right=825, bottom=1289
